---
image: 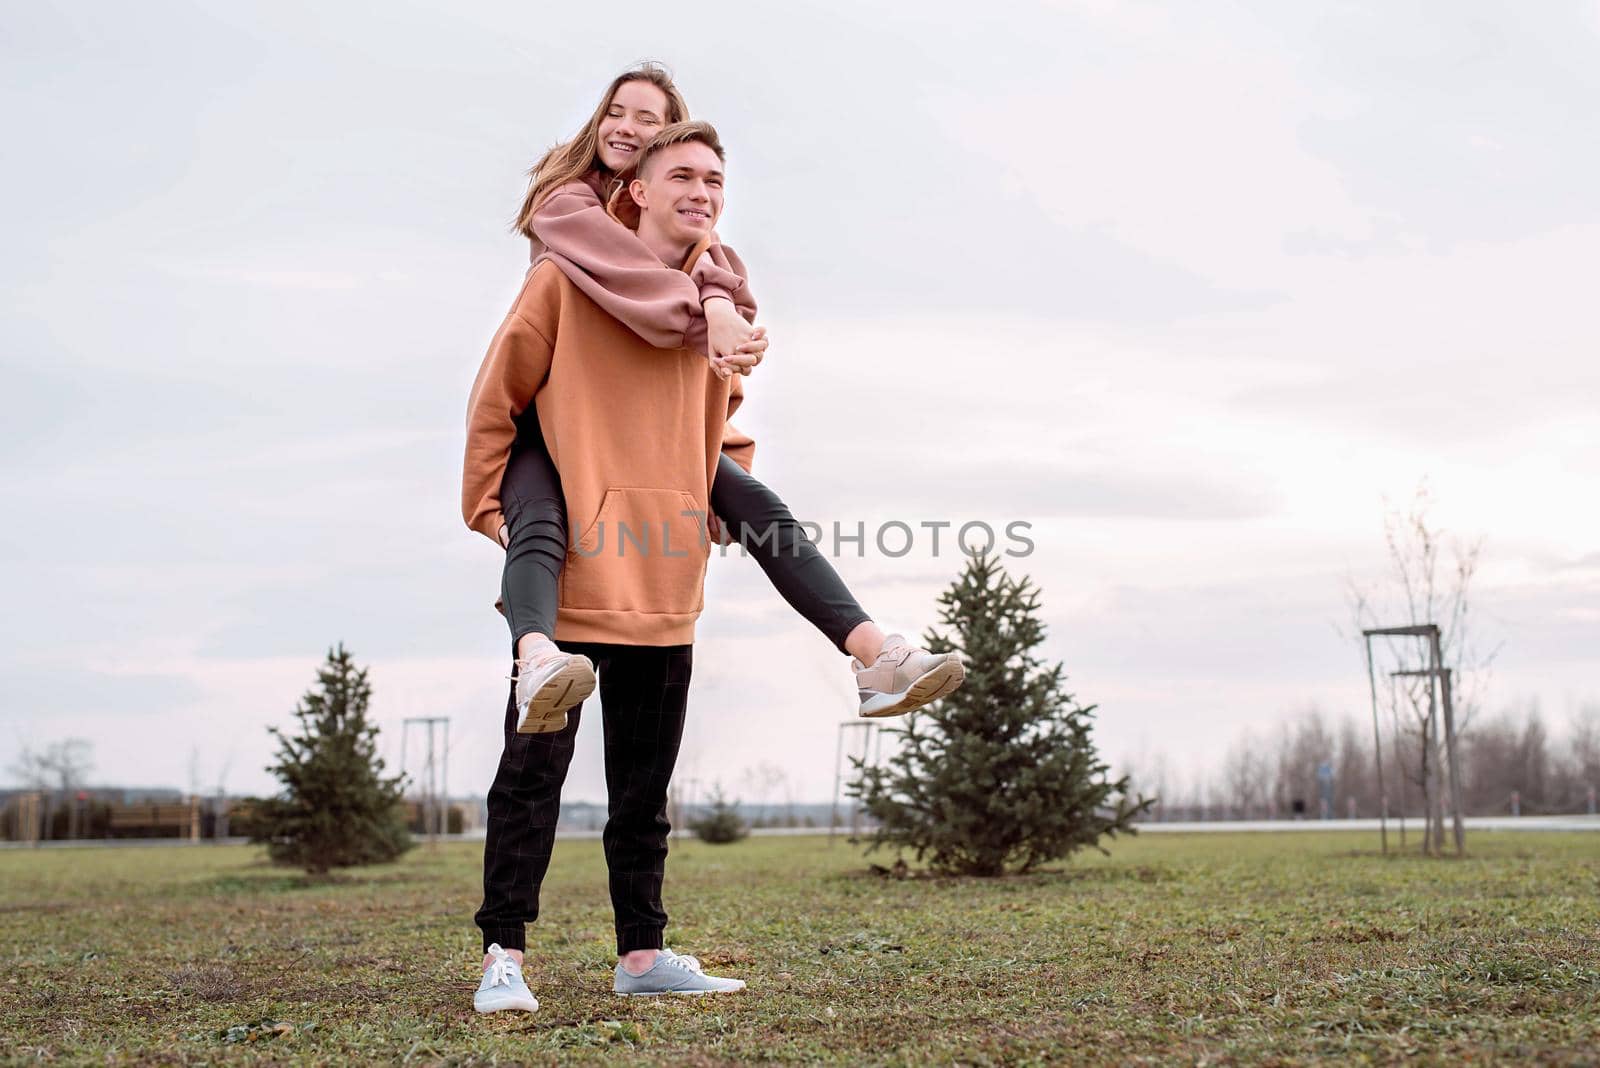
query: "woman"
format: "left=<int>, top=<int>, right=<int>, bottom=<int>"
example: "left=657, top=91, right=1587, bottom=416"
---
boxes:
left=494, top=62, right=965, bottom=736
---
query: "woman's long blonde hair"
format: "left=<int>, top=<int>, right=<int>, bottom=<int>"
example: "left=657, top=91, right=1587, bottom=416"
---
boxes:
left=512, top=63, right=690, bottom=239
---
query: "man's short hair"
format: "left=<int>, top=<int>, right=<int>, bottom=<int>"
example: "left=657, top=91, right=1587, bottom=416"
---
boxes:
left=635, top=120, right=725, bottom=179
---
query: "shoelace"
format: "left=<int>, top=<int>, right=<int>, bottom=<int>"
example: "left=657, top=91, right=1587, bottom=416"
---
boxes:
left=661, top=950, right=703, bottom=973
left=484, top=945, right=521, bottom=988
left=505, top=651, right=563, bottom=684
left=854, top=645, right=910, bottom=675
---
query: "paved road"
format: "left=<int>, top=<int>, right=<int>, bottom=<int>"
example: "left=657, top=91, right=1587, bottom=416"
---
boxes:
left=5, top=815, right=1597, bottom=849
left=1135, top=815, right=1600, bottom=834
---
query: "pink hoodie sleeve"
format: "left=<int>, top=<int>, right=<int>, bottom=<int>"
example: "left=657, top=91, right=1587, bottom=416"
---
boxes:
left=531, top=180, right=757, bottom=355
left=683, top=240, right=758, bottom=357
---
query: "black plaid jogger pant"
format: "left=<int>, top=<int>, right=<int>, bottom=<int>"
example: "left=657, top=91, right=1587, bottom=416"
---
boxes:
left=475, top=641, right=692, bottom=956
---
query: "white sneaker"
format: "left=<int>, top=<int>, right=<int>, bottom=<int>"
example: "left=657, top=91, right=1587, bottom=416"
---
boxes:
left=474, top=944, right=539, bottom=1014
left=852, top=634, right=965, bottom=718
left=509, top=646, right=596, bottom=734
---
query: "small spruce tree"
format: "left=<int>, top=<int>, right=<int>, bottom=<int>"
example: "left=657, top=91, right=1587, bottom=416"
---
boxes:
left=688, top=787, right=749, bottom=844
left=251, top=644, right=412, bottom=873
left=852, top=554, right=1151, bottom=875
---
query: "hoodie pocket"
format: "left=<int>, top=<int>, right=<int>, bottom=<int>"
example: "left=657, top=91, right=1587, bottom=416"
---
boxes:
left=561, top=487, right=710, bottom=617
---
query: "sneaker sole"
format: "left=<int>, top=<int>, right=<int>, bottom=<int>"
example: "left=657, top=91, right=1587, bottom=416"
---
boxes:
left=613, top=984, right=746, bottom=997
left=516, top=657, right=596, bottom=734
left=473, top=996, right=540, bottom=1013
left=859, top=655, right=965, bottom=718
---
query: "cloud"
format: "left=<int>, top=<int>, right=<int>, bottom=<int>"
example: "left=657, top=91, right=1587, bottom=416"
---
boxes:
left=2, top=664, right=205, bottom=723
left=810, top=457, right=1280, bottom=522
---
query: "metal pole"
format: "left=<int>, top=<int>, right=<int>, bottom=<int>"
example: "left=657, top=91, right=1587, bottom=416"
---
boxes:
left=419, top=720, right=428, bottom=843
left=849, top=726, right=865, bottom=839
left=867, top=723, right=885, bottom=833
left=828, top=723, right=846, bottom=844
left=427, top=718, right=439, bottom=844
left=1388, top=674, right=1407, bottom=848
left=1363, top=635, right=1388, bottom=855
left=403, top=717, right=450, bottom=842
left=1433, top=661, right=1446, bottom=856
left=1433, top=642, right=1466, bottom=856
left=442, top=718, right=450, bottom=837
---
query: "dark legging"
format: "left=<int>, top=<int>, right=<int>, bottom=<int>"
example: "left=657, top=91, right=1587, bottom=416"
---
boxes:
left=499, top=414, right=871, bottom=656
left=499, top=421, right=568, bottom=656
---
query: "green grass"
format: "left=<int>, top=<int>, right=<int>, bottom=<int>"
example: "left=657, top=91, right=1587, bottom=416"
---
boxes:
left=2, top=832, right=1597, bottom=1065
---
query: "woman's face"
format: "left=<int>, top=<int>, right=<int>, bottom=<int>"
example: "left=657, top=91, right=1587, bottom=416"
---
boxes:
left=596, top=80, right=670, bottom=172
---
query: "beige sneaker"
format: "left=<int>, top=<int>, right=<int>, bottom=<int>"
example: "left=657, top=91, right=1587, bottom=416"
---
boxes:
left=853, top=634, right=965, bottom=718
left=509, top=646, right=596, bottom=733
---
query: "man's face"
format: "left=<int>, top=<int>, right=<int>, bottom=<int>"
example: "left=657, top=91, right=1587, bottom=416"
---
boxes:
left=630, top=142, right=724, bottom=247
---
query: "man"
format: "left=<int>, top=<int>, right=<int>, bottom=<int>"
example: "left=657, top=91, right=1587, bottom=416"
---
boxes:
left=462, top=121, right=753, bottom=1011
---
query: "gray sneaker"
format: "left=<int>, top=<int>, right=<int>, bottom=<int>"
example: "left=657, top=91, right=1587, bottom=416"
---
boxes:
left=613, top=949, right=746, bottom=996
left=853, top=634, right=965, bottom=718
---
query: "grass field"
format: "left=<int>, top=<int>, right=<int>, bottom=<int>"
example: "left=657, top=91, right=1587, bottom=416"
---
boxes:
left=2, top=831, right=1597, bottom=1065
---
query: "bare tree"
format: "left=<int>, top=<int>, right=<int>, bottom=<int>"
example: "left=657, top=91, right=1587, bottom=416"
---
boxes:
left=1264, top=709, right=1337, bottom=819
left=213, top=751, right=236, bottom=836
left=737, top=761, right=792, bottom=827
left=1190, top=702, right=1591, bottom=821
left=1560, top=704, right=1600, bottom=812
left=8, top=738, right=94, bottom=840
left=23, top=739, right=95, bottom=795
left=1461, top=708, right=1525, bottom=814
left=1121, top=748, right=1172, bottom=822
left=8, top=741, right=51, bottom=791
left=1334, top=716, right=1376, bottom=817
left=1346, top=480, right=1496, bottom=852
left=770, top=763, right=798, bottom=827
left=1221, top=732, right=1268, bottom=819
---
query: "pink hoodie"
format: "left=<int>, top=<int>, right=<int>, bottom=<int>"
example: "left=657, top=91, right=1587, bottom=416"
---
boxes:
left=528, top=171, right=758, bottom=355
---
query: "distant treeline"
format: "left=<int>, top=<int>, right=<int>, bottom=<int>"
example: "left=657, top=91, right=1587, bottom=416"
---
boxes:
left=1, top=792, right=842, bottom=842
left=1128, top=703, right=1600, bottom=822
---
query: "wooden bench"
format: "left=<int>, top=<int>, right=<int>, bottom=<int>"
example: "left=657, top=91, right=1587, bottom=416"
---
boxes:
left=108, top=802, right=197, bottom=837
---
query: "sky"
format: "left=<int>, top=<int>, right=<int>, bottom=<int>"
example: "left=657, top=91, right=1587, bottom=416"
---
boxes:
left=3, top=0, right=1597, bottom=807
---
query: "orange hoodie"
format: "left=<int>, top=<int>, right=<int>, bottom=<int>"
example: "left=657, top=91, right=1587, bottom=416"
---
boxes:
left=462, top=239, right=755, bottom=646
